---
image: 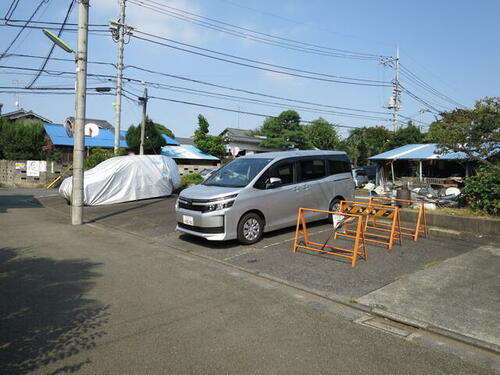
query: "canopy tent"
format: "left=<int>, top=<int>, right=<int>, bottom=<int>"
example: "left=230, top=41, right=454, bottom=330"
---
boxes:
left=369, top=144, right=473, bottom=185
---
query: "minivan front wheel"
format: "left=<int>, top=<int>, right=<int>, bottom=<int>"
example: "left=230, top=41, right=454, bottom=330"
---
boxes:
left=237, top=213, right=264, bottom=245
left=328, top=198, right=341, bottom=224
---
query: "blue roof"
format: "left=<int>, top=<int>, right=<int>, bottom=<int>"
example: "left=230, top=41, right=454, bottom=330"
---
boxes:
left=44, top=123, right=127, bottom=148
left=369, top=144, right=468, bottom=161
left=161, top=134, right=180, bottom=145
left=161, top=144, right=219, bottom=161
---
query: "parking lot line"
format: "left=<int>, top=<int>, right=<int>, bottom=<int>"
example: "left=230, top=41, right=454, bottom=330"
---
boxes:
left=261, top=228, right=333, bottom=249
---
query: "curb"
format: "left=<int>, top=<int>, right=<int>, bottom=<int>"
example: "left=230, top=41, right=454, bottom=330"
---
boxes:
left=368, top=307, right=500, bottom=354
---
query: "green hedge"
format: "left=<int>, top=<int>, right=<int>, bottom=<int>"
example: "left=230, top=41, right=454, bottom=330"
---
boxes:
left=460, top=163, right=500, bottom=216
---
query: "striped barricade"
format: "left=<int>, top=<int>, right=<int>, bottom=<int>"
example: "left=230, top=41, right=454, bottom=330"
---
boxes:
left=337, top=201, right=402, bottom=251
left=368, top=196, right=428, bottom=241
left=292, top=208, right=367, bottom=268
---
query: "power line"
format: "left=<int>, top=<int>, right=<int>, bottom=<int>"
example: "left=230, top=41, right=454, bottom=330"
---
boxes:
left=400, top=64, right=466, bottom=109
left=399, top=84, right=441, bottom=114
left=4, top=53, right=388, bottom=115
left=1, top=55, right=391, bottom=119
left=128, top=0, right=386, bottom=60
left=0, top=17, right=107, bottom=27
left=122, top=87, right=367, bottom=129
left=132, top=32, right=391, bottom=87
left=124, top=80, right=390, bottom=121
left=0, top=0, right=50, bottom=60
left=26, top=0, right=76, bottom=88
left=4, top=0, right=21, bottom=20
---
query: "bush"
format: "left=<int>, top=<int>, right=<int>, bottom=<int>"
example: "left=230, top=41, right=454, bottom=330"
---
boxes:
left=0, top=119, right=46, bottom=160
left=460, top=163, right=500, bottom=216
left=181, top=173, right=203, bottom=188
left=85, top=147, right=125, bottom=170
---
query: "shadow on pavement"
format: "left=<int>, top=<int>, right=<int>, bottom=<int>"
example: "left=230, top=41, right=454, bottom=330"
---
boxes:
left=0, top=248, right=109, bottom=375
left=85, top=198, right=165, bottom=224
left=0, top=195, right=42, bottom=213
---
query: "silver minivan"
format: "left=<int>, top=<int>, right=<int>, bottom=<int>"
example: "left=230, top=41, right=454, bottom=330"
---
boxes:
left=175, top=150, right=354, bottom=244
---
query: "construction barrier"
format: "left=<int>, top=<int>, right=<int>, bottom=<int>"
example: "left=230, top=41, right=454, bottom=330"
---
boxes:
left=369, top=196, right=428, bottom=241
left=337, top=201, right=402, bottom=251
left=292, top=208, right=367, bottom=268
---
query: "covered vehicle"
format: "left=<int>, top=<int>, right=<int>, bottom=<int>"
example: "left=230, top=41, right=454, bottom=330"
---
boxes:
left=59, top=155, right=181, bottom=206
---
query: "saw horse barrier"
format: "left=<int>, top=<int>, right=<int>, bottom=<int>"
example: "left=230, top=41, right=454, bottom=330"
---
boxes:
left=292, top=208, right=367, bottom=268
left=337, top=201, right=402, bottom=251
left=368, top=196, right=429, bottom=241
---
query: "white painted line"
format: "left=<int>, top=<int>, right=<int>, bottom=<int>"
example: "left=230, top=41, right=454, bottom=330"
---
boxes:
left=223, top=248, right=258, bottom=261
left=261, top=228, right=333, bottom=249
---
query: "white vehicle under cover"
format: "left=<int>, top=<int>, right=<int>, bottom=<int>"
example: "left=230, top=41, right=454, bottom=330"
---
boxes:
left=59, top=155, right=181, bottom=206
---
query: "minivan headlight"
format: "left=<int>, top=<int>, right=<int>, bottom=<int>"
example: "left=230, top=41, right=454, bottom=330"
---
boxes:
left=206, top=200, right=234, bottom=212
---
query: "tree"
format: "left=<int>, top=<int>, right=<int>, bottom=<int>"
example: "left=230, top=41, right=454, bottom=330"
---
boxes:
left=385, top=121, right=424, bottom=150
left=155, top=123, right=175, bottom=139
left=340, top=126, right=392, bottom=166
left=259, top=110, right=311, bottom=150
left=126, top=117, right=166, bottom=154
left=460, top=163, right=500, bottom=215
left=425, top=97, right=499, bottom=165
left=193, top=114, right=226, bottom=159
left=304, top=117, right=341, bottom=150
left=0, top=118, right=46, bottom=160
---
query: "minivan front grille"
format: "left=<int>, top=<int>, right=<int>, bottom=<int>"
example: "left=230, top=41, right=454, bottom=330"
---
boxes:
left=178, top=201, right=204, bottom=211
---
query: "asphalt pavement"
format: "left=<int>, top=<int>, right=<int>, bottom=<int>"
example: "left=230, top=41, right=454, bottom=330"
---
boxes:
left=1, top=188, right=499, bottom=374
left=38, top=191, right=500, bottom=349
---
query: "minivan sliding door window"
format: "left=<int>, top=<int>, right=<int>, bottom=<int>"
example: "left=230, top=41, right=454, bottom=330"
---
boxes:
left=299, top=159, right=326, bottom=181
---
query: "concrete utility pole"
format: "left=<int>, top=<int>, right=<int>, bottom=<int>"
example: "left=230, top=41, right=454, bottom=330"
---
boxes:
left=72, top=0, right=89, bottom=225
left=113, top=0, right=127, bottom=154
left=381, top=47, right=401, bottom=131
left=139, top=87, right=148, bottom=155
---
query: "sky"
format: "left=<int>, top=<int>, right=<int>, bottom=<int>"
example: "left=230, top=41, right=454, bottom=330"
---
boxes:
left=0, top=0, right=498, bottom=139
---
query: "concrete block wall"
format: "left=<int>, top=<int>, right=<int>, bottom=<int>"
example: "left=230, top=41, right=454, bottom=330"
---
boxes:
left=177, top=163, right=220, bottom=176
left=0, top=160, right=69, bottom=188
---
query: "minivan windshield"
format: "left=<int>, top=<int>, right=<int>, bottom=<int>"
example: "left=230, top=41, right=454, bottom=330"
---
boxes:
left=204, top=158, right=272, bottom=187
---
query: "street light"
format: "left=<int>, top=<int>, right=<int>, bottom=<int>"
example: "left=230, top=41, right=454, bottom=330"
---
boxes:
left=41, top=0, right=89, bottom=225
left=42, top=29, right=74, bottom=53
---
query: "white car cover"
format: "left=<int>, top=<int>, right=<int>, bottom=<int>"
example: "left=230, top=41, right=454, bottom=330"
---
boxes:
left=59, top=155, right=181, bottom=206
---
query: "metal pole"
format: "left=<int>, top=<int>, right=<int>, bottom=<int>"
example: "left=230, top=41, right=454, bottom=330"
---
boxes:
left=71, top=0, right=89, bottom=225
left=114, top=0, right=126, bottom=154
left=393, top=47, right=401, bottom=132
left=139, top=87, right=148, bottom=155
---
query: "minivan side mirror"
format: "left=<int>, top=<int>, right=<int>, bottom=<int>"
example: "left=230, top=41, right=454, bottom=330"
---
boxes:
left=266, top=177, right=282, bottom=189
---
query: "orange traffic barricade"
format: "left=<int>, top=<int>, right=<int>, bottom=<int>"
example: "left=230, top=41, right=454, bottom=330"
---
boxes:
left=292, top=208, right=367, bottom=268
left=368, top=196, right=428, bottom=241
left=337, top=201, right=402, bottom=251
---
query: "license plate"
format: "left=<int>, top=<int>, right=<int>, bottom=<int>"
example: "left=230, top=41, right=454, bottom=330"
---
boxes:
left=182, top=215, right=194, bottom=226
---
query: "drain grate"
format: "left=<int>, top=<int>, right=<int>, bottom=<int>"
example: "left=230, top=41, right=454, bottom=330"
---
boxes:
left=355, top=316, right=412, bottom=338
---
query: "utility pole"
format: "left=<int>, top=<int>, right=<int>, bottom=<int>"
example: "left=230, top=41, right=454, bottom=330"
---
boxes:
left=381, top=47, right=401, bottom=131
left=72, top=0, right=89, bottom=225
left=139, top=87, right=148, bottom=155
left=113, top=0, right=127, bottom=154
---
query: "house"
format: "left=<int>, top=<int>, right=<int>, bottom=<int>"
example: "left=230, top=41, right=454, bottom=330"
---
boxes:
left=65, top=116, right=114, bottom=131
left=369, top=143, right=476, bottom=187
left=161, top=139, right=220, bottom=176
left=1, top=108, right=53, bottom=124
left=43, top=123, right=127, bottom=163
left=219, top=127, right=277, bottom=156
